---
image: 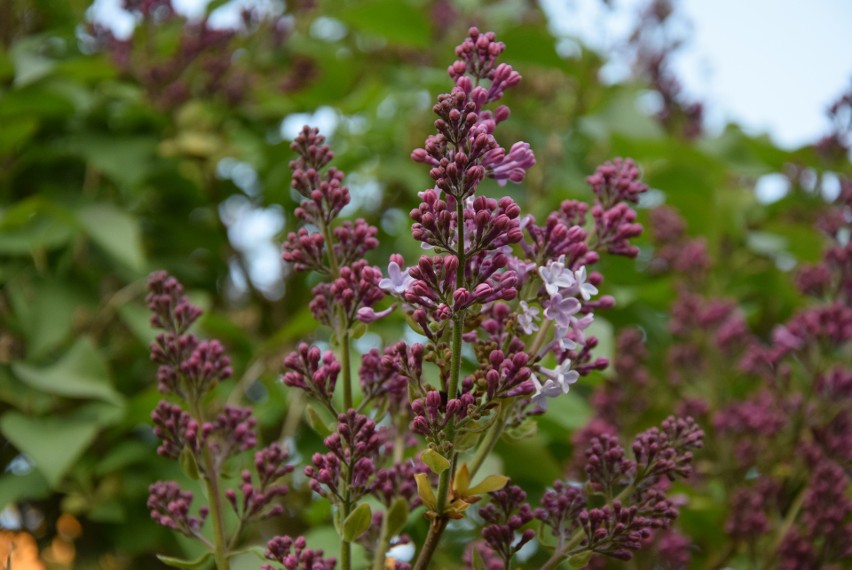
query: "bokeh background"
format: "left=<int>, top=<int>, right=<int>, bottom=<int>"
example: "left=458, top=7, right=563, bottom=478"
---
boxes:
left=1, top=0, right=850, bottom=568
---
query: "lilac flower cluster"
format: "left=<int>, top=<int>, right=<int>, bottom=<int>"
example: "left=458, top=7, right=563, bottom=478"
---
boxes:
left=305, top=410, right=381, bottom=503
left=147, top=481, right=207, bottom=539
left=478, top=483, right=535, bottom=566
left=146, top=272, right=294, bottom=567
left=147, top=26, right=692, bottom=570
left=531, top=417, right=702, bottom=566
left=262, top=535, right=336, bottom=570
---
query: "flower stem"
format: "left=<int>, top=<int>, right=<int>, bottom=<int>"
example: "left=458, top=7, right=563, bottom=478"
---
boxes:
left=414, top=196, right=467, bottom=570
left=372, top=507, right=393, bottom=570
left=468, top=403, right=507, bottom=477
left=529, top=319, right=553, bottom=358
left=413, top=519, right=448, bottom=570
left=189, top=399, right=230, bottom=570
left=340, top=487, right=353, bottom=570
left=341, top=329, right=352, bottom=410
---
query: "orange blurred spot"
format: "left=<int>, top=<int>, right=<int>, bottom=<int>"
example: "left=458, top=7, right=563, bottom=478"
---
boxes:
left=0, top=530, right=46, bottom=570
left=45, top=536, right=75, bottom=566
left=55, top=514, right=82, bottom=541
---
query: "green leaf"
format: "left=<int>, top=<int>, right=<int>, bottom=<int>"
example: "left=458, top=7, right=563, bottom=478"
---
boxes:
left=339, top=0, right=431, bottom=48
left=11, top=38, right=56, bottom=87
left=156, top=552, right=213, bottom=569
left=342, top=502, right=372, bottom=542
left=0, top=116, right=38, bottom=152
left=420, top=448, right=450, bottom=474
left=305, top=403, right=334, bottom=437
left=227, top=545, right=266, bottom=561
left=179, top=446, right=200, bottom=480
left=453, top=429, right=481, bottom=452
left=0, top=367, right=56, bottom=414
left=501, top=25, right=564, bottom=69
left=0, top=470, right=51, bottom=507
left=12, top=337, right=124, bottom=405
left=0, top=411, right=101, bottom=487
left=568, top=550, right=593, bottom=567
left=76, top=204, right=146, bottom=273
left=68, top=135, right=156, bottom=187
left=25, top=279, right=82, bottom=359
left=385, top=497, right=409, bottom=536
left=503, top=417, right=537, bottom=442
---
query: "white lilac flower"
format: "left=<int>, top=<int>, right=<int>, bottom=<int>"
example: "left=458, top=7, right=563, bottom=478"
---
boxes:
left=555, top=325, right=578, bottom=351
left=574, top=266, right=598, bottom=301
left=517, top=301, right=540, bottom=335
left=569, top=313, right=595, bottom=345
left=538, top=257, right=576, bottom=297
left=531, top=373, right=563, bottom=401
left=553, top=359, right=579, bottom=392
left=543, top=293, right=581, bottom=329
left=379, top=261, right=414, bottom=294
left=531, top=359, right=579, bottom=402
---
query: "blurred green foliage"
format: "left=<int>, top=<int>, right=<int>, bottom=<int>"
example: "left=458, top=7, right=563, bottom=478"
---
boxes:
left=0, top=0, right=849, bottom=568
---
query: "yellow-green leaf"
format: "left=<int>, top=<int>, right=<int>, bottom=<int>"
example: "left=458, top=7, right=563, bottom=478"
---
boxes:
left=342, top=503, right=372, bottom=542
left=421, top=448, right=450, bottom=474
left=414, top=473, right=437, bottom=511
left=466, top=475, right=509, bottom=496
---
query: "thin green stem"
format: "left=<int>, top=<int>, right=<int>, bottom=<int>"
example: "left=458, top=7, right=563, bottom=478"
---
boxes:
left=468, top=404, right=507, bottom=477
left=763, top=484, right=808, bottom=570
left=340, top=480, right=353, bottom=570
left=341, top=329, right=352, bottom=410
left=189, top=399, right=230, bottom=570
left=320, top=218, right=353, bottom=411
left=321, top=219, right=339, bottom=275
left=372, top=508, right=393, bottom=570
left=529, top=319, right=553, bottom=358
left=414, top=196, right=467, bottom=570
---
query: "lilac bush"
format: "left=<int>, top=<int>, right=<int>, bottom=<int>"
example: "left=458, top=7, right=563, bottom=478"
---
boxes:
left=145, top=28, right=702, bottom=569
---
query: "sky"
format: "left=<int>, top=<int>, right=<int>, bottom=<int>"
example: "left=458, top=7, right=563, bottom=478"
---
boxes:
left=541, top=0, right=852, bottom=148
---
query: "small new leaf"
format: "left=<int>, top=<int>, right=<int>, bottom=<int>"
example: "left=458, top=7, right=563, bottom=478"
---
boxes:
left=157, top=552, right=213, bottom=569
left=568, top=551, right=593, bottom=568
left=414, top=473, right=437, bottom=511
left=342, top=503, right=372, bottom=542
left=305, top=404, right=333, bottom=438
left=421, top=448, right=450, bottom=474
left=178, top=446, right=199, bottom=481
left=386, top=497, right=409, bottom=536
left=467, top=474, right=509, bottom=496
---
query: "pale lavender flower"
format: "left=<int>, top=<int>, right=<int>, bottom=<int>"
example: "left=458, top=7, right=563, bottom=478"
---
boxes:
left=380, top=261, right=414, bottom=294
left=531, top=373, right=564, bottom=401
left=538, top=257, right=576, bottom=297
left=556, top=326, right=578, bottom=351
left=544, top=293, right=581, bottom=329
left=357, top=306, right=394, bottom=323
left=574, top=266, right=598, bottom=301
left=548, top=359, right=579, bottom=392
left=517, top=301, right=540, bottom=335
left=569, top=313, right=596, bottom=346
left=531, top=360, right=579, bottom=401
